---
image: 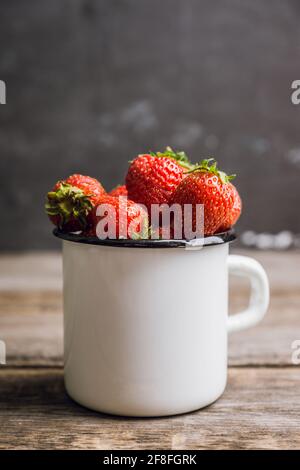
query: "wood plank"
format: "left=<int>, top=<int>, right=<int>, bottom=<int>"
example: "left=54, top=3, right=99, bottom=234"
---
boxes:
left=0, top=313, right=63, bottom=367
left=0, top=252, right=62, bottom=292
left=0, top=290, right=62, bottom=316
left=0, top=367, right=299, bottom=450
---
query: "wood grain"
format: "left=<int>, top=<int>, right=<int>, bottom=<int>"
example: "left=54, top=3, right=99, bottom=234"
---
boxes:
left=0, top=367, right=299, bottom=450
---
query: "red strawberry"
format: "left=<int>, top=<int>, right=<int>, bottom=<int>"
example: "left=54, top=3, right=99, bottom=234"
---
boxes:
left=45, top=174, right=106, bottom=231
left=126, top=147, right=193, bottom=213
left=109, top=185, right=128, bottom=198
left=172, top=159, right=241, bottom=236
left=86, top=195, right=149, bottom=239
left=218, top=184, right=242, bottom=232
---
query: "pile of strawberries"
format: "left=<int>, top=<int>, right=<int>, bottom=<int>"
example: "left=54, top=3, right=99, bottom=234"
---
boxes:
left=45, top=147, right=241, bottom=239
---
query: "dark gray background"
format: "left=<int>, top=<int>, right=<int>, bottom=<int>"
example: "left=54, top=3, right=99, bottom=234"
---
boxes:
left=1, top=0, right=300, bottom=250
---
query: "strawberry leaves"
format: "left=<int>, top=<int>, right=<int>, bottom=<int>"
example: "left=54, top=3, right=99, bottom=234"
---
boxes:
left=46, top=183, right=93, bottom=229
left=149, top=149, right=236, bottom=182
left=187, top=158, right=236, bottom=184
left=150, top=147, right=194, bottom=170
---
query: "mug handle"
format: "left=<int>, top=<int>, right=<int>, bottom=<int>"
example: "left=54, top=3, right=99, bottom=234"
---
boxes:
left=227, top=255, right=270, bottom=333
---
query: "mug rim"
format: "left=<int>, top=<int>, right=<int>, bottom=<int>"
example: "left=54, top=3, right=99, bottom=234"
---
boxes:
left=53, top=228, right=236, bottom=248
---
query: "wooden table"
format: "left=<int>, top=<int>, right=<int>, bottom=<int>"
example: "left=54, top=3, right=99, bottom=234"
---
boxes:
left=0, top=250, right=299, bottom=450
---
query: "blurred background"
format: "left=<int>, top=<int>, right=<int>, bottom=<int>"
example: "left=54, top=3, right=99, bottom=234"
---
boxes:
left=1, top=0, right=300, bottom=250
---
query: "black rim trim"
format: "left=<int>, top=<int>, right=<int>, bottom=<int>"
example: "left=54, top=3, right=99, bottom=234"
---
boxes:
left=53, top=228, right=237, bottom=248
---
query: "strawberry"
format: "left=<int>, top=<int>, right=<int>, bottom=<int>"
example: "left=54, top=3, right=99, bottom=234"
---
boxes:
left=109, top=185, right=128, bottom=198
left=218, top=184, right=242, bottom=232
left=86, top=194, right=149, bottom=239
left=126, top=147, right=193, bottom=213
left=45, top=174, right=106, bottom=231
left=172, top=159, right=241, bottom=236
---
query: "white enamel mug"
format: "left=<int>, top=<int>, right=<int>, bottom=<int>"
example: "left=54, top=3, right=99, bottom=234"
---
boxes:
left=55, top=230, right=269, bottom=417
